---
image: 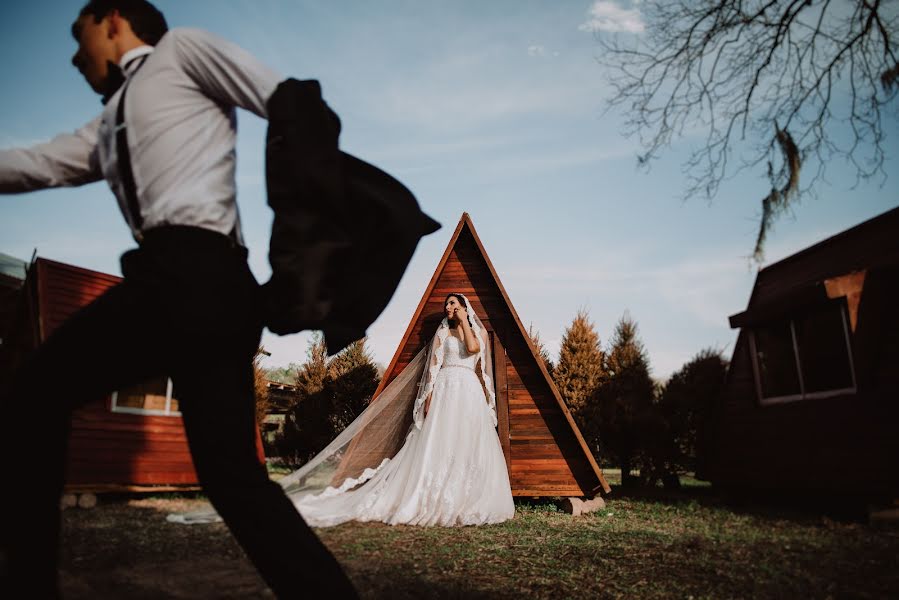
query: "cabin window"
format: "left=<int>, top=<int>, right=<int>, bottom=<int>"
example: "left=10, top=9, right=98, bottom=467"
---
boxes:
left=753, top=319, right=802, bottom=398
left=750, top=302, right=856, bottom=405
left=794, top=303, right=855, bottom=393
left=111, top=376, right=181, bottom=416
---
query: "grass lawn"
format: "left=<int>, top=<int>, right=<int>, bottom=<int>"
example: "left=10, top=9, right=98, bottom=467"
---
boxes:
left=60, top=471, right=898, bottom=599
left=320, top=472, right=896, bottom=599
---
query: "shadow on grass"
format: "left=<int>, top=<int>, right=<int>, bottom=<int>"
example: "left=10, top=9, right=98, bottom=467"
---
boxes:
left=60, top=497, right=511, bottom=599
left=557, top=520, right=898, bottom=600
left=351, top=570, right=506, bottom=600
left=60, top=499, right=271, bottom=599
left=602, top=481, right=882, bottom=525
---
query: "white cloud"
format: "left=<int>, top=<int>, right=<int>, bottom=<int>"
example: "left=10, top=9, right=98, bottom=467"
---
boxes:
left=0, top=133, right=45, bottom=148
left=578, top=1, right=645, bottom=34
left=484, top=143, right=639, bottom=176
left=499, top=244, right=755, bottom=378
left=370, top=79, right=591, bottom=135
left=357, top=35, right=609, bottom=135
left=654, top=255, right=754, bottom=327
left=527, top=45, right=560, bottom=58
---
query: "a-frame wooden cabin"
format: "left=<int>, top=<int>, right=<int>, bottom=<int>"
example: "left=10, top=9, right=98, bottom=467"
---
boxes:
left=375, top=213, right=610, bottom=498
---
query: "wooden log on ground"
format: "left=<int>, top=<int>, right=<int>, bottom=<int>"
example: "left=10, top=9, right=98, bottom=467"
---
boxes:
left=560, top=496, right=606, bottom=516
left=869, top=505, right=899, bottom=529
left=582, top=497, right=606, bottom=512
left=77, top=493, right=97, bottom=509
left=561, top=497, right=584, bottom=516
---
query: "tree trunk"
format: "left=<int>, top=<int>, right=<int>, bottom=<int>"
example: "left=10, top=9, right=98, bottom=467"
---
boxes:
left=662, top=473, right=682, bottom=490
left=620, top=456, right=635, bottom=488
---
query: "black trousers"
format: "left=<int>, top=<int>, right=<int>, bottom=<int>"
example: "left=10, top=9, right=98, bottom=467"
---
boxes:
left=0, top=226, right=358, bottom=599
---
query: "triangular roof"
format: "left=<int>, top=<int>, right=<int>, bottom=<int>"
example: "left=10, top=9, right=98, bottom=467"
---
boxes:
left=729, top=205, right=899, bottom=329
left=376, top=213, right=610, bottom=496
left=755, top=205, right=899, bottom=278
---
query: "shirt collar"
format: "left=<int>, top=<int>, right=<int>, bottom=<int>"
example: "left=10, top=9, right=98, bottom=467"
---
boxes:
left=119, top=45, right=154, bottom=74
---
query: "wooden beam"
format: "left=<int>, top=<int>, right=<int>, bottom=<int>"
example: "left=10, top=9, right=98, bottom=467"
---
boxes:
left=493, top=332, right=511, bottom=474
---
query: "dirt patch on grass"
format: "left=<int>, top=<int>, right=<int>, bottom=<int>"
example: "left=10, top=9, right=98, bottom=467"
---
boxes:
left=61, top=497, right=272, bottom=599
left=60, top=496, right=506, bottom=599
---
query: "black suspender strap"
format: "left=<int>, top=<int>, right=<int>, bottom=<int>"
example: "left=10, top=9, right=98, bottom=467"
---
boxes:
left=114, top=55, right=242, bottom=248
left=115, top=56, right=148, bottom=232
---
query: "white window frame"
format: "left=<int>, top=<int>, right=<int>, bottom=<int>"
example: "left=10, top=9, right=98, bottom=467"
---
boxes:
left=110, top=377, right=181, bottom=417
left=750, top=303, right=857, bottom=406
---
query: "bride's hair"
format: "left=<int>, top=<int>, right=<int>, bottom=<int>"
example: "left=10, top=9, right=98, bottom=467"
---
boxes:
left=444, top=292, right=473, bottom=327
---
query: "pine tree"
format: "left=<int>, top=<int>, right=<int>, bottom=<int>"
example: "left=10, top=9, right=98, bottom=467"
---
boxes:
left=276, top=335, right=381, bottom=467
left=552, top=310, right=606, bottom=465
left=552, top=309, right=605, bottom=417
left=276, top=333, right=333, bottom=466
left=528, top=323, right=555, bottom=379
left=656, top=348, right=728, bottom=483
left=595, top=312, right=654, bottom=488
left=295, top=333, right=328, bottom=400
left=327, top=338, right=380, bottom=432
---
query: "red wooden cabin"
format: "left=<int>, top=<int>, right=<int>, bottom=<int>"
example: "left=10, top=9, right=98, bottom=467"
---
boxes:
left=703, top=207, right=899, bottom=497
left=376, top=213, right=610, bottom=498
left=7, top=256, right=264, bottom=493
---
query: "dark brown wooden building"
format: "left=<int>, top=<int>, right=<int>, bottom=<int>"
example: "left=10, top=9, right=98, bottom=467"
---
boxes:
left=703, top=207, right=899, bottom=497
left=5, top=256, right=265, bottom=492
left=375, top=213, right=610, bottom=498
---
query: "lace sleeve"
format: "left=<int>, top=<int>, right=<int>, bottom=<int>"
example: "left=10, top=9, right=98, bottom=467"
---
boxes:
left=412, top=329, right=445, bottom=429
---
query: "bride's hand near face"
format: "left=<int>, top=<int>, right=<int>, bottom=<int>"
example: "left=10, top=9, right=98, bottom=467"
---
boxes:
left=452, top=306, right=469, bottom=327
left=455, top=306, right=480, bottom=354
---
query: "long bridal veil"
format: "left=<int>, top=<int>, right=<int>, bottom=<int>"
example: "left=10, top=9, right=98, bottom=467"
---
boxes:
left=168, top=293, right=495, bottom=524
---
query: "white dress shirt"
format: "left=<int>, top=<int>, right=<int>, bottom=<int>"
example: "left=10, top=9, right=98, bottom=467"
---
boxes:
left=0, top=28, right=282, bottom=243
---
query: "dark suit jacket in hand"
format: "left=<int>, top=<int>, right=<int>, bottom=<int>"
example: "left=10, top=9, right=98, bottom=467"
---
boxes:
left=262, top=78, right=440, bottom=354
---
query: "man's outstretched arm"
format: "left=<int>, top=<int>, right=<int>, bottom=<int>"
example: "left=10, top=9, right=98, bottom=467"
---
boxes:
left=0, top=116, right=103, bottom=193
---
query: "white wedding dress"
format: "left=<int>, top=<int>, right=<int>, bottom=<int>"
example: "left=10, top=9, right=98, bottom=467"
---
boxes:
left=167, top=294, right=514, bottom=528
left=292, top=334, right=515, bottom=527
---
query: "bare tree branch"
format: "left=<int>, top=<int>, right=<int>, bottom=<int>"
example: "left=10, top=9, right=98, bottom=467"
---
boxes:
left=598, top=0, right=898, bottom=259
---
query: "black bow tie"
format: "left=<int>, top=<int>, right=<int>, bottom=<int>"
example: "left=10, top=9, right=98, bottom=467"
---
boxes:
left=101, top=61, right=126, bottom=105
left=101, top=55, right=149, bottom=105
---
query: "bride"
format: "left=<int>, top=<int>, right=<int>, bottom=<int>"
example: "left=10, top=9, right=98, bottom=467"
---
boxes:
left=170, top=293, right=514, bottom=527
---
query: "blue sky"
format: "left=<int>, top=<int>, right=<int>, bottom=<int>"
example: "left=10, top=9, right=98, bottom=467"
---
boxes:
left=1, top=1, right=896, bottom=379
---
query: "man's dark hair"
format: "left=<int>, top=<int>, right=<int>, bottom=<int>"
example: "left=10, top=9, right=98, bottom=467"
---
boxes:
left=73, top=0, right=168, bottom=46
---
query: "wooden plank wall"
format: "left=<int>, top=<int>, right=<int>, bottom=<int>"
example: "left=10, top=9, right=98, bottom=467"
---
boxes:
left=382, top=228, right=599, bottom=496
left=708, top=211, right=899, bottom=495
left=35, top=259, right=199, bottom=486
left=504, top=332, right=600, bottom=496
